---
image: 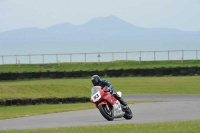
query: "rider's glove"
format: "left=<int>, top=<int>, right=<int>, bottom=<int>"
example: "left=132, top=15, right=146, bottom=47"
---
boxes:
left=109, top=88, right=113, bottom=94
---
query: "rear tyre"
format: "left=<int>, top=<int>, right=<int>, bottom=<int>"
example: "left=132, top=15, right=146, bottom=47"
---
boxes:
left=98, top=104, right=114, bottom=121
left=123, top=106, right=133, bottom=120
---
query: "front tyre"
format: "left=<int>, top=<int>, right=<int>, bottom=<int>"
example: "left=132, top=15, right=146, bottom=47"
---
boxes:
left=123, top=106, right=133, bottom=120
left=98, top=104, right=114, bottom=121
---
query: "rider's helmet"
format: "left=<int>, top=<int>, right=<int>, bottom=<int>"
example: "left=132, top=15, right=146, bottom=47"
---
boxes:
left=91, top=75, right=101, bottom=86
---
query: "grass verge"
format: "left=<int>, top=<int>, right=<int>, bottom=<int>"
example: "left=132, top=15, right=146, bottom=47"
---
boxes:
left=1, top=120, right=200, bottom=133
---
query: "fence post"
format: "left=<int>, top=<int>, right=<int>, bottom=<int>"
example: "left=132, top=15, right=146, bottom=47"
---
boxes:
left=139, top=51, right=142, bottom=64
left=15, top=55, right=18, bottom=64
left=42, top=54, right=44, bottom=65
left=126, top=51, right=128, bottom=61
left=56, top=54, right=58, bottom=63
left=70, top=54, right=72, bottom=62
left=85, top=53, right=86, bottom=63
left=112, top=52, right=114, bottom=63
left=97, top=52, right=101, bottom=65
left=58, top=60, right=60, bottom=66
left=168, top=50, right=170, bottom=61
left=18, top=60, right=20, bottom=67
left=29, top=54, right=31, bottom=64
left=2, top=56, right=4, bottom=65
left=139, top=57, right=141, bottom=64
left=182, top=50, right=184, bottom=63
left=154, top=51, right=156, bottom=61
left=196, top=50, right=198, bottom=61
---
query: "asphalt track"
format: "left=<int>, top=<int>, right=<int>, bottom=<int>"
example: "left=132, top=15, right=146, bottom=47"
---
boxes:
left=1, top=94, right=200, bottom=130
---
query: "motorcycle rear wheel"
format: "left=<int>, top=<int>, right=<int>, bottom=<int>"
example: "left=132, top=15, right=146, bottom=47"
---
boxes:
left=98, top=104, right=114, bottom=121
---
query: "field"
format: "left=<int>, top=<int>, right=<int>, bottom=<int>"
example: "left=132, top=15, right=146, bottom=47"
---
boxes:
left=1, top=61, right=200, bottom=132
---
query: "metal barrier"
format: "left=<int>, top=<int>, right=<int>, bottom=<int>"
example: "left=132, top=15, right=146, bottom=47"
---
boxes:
left=0, top=50, right=199, bottom=65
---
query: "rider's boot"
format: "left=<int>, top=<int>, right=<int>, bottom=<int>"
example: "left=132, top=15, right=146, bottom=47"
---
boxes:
left=112, top=92, right=128, bottom=111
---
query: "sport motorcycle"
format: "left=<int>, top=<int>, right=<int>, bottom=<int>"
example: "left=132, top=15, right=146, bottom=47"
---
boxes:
left=90, top=86, right=132, bottom=121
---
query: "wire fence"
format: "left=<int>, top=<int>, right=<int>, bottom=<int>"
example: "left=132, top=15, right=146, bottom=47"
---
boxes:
left=0, top=50, right=199, bottom=65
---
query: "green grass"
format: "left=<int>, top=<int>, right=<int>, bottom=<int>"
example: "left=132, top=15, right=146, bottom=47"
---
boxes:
left=0, top=103, right=94, bottom=119
left=0, top=60, right=200, bottom=72
left=1, top=120, right=200, bottom=133
left=1, top=76, right=200, bottom=100
left=0, top=76, right=199, bottom=119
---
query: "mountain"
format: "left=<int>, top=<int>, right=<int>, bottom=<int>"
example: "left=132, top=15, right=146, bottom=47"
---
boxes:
left=0, top=15, right=200, bottom=55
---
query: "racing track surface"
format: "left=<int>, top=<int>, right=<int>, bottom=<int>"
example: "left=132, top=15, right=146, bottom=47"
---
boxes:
left=1, top=94, right=200, bottom=130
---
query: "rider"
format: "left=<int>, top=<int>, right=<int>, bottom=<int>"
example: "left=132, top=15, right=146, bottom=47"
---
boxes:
left=91, top=75, right=128, bottom=110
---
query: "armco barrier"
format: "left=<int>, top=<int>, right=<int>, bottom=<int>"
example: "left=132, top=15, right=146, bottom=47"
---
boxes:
left=33, top=72, right=41, bottom=78
left=188, top=67, right=196, bottom=75
left=26, top=72, right=33, bottom=79
left=171, top=67, right=180, bottom=76
left=0, top=97, right=90, bottom=106
left=49, top=72, right=57, bottom=78
left=139, top=69, right=148, bottom=76
left=131, top=69, right=139, bottom=76
left=97, top=70, right=106, bottom=76
left=82, top=70, right=90, bottom=77
left=18, top=72, right=26, bottom=79
left=73, top=70, right=82, bottom=77
left=0, top=67, right=200, bottom=81
left=197, top=67, right=200, bottom=75
left=56, top=72, right=65, bottom=78
left=89, top=70, right=98, bottom=76
left=10, top=73, right=18, bottom=80
left=180, top=67, right=188, bottom=76
left=155, top=68, right=163, bottom=76
left=65, top=71, right=73, bottom=77
left=106, top=70, right=114, bottom=77
left=163, top=68, right=172, bottom=75
left=113, top=69, right=123, bottom=77
left=147, top=69, right=155, bottom=76
left=123, top=69, right=131, bottom=76
left=41, top=71, right=49, bottom=78
left=1, top=73, right=10, bottom=80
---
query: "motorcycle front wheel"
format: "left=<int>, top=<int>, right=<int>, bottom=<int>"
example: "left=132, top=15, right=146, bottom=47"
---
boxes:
left=98, top=104, right=114, bottom=121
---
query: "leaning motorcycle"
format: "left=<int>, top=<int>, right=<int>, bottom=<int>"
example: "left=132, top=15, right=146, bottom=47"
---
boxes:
left=90, top=86, right=133, bottom=121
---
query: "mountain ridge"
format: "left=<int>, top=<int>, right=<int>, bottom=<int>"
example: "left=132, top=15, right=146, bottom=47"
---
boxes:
left=0, top=15, right=200, bottom=55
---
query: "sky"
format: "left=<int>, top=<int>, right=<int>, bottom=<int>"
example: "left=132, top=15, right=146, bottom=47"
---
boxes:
left=0, top=0, right=200, bottom=33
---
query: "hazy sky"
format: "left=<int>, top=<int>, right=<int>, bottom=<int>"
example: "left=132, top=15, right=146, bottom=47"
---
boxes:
left=0, top=0, right=200, bottom=32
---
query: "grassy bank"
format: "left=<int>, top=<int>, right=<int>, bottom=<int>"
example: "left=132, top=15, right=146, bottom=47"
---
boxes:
left=1, top=76, right=200, bottom=100
left=1, top=76, right=199, bottom=119
left=1, top=120, right=200, bottom=133
left=0, top=60, right=200, bottom=72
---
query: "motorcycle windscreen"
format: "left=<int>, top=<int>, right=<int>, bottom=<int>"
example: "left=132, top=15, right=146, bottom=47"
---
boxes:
left=91, top=86, right=102, bottom=102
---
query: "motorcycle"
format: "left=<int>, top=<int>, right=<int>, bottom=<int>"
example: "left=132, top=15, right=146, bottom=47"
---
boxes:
left=90, top=86, right=133, bottom=121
